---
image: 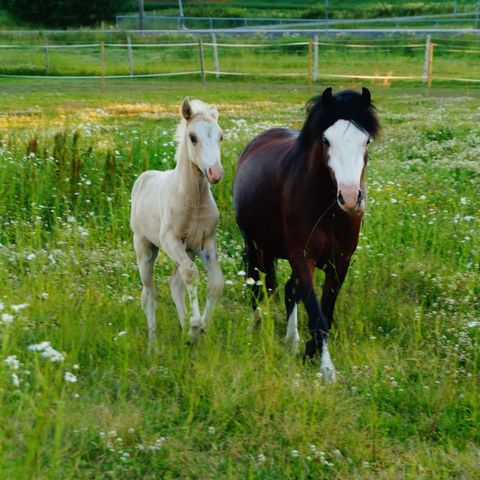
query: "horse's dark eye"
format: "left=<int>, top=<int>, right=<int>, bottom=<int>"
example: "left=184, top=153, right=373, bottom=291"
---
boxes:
left=189, top=134, right=198, bottom=145
left=323, top=137, right=330, bottom=147
left=367, top=138, right=371, bottom=145
left=220, top=133, right=224, bottom=142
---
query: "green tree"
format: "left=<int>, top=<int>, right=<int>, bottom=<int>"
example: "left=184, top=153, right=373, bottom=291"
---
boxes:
left=2, top=0, right=134, bottom=27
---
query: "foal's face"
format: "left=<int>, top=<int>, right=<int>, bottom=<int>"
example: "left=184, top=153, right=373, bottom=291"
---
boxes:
left=322, top=119, right=370, bottom=214
left=185, top=114, right=224, bottom=184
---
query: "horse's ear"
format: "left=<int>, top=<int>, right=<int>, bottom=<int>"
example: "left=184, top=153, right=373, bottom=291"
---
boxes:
left=321, top=87, right=334, bottom=107
left=181, top=97, right=192, bottom=121
left=210, top=105, right=218, bottom=121
left=361, top=87, right=371, bottom=105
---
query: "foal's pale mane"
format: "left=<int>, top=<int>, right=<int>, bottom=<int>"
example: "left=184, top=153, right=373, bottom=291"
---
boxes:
left=174, top=99, right=216, bottom=155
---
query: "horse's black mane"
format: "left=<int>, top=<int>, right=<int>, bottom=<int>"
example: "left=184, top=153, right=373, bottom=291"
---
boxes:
left=298, top=88, right=380, bottom=147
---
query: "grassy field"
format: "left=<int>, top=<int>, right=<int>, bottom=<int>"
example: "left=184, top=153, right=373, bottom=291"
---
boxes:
left=0, top=78, right=479, bottom=479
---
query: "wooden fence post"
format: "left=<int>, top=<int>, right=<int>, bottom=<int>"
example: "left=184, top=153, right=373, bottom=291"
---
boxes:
left=100, top=41, right=105, bottom=86
left=44, top=36, right=50, bottom=73
left=198, top=38, right=206, bottom=87
left=307, top=35, right=313, bottom=89
left=127, top=35, right=134, bottom=77
left=428, top=40, right=434, bottom=88
left=211, top=33, right=220, bottom=79
left=423, top=34, right=431, bottom=86
left=313, top=33, right=318, bottom=82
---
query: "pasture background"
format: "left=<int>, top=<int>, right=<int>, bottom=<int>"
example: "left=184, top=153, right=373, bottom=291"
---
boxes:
left=0, top=77, right=479, bottom=479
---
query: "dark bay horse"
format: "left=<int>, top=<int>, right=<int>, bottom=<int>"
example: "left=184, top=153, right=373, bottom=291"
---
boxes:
left=233, top=87, right=380, bottom=382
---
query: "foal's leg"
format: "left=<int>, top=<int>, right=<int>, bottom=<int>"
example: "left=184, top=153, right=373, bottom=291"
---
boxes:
left=161, top=233, right=202, bottom=342
left=199, top=235, right=224, bottom=330
left=134, top=234, right=159, bottom=354
left=170, top=266, right=186, bottom=330
left=290, top=256, right=336, bottom=382
left=284, top=276, right=301, bottom=354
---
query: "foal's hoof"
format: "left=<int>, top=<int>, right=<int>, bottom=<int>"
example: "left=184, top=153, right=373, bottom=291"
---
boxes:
left=187, top=325, right=206, bottom=344
left=302, top=339, right=317, bottom=364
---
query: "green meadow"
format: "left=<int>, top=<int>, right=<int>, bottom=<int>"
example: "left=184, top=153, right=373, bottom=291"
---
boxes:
left=0, top=78, right=479, bottom=479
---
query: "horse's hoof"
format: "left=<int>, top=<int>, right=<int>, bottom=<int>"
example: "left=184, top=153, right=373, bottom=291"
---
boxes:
left=319, top=365, right=337, bottom=384
left=302, top=339, right=317, bottom=364
left=250, top=308, right=263, bottom=330
left=285, top=333, right=300, bottom=355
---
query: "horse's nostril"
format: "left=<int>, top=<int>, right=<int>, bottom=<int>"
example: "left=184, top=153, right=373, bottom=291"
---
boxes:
left=357, top=190, right=363, bottom=204
left=338, top=192, right=345, bottom=205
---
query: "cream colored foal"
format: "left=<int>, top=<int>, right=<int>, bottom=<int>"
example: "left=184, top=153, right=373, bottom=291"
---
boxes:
left=130, top=98, right=224, bottom=352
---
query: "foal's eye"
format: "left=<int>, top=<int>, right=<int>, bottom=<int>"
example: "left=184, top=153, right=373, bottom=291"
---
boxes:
left=366, top=138, right=371, bottom=146
left=189, top=133, right=198, bottom=145
left=220, top=133, right=224, bottom=142
left=322, top=137, right=330, bottom=148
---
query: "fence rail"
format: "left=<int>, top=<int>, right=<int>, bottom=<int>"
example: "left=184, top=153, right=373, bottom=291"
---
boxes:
left=0, top=33, right=478, bottom=86
left=115, top=12, right=480, bottom=30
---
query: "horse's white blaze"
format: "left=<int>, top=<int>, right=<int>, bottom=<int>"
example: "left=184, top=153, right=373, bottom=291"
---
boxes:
left=320, top=341, right=337, bottom=383
left=324, top=119, right=369, bottom=192
left=131, top=98, right=224, bottom=349
left=285, top=304, right=300, bottom=353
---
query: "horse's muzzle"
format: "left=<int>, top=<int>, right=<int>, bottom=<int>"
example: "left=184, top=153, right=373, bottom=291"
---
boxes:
left=207, top=164, right=224, bottom=184
left=337, top=186, right=365, bottom=214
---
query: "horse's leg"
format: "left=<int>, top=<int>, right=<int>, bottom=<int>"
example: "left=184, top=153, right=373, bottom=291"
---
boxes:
left=161, top=233, right=202, bottom=342
left=170, top=266, right=186, bottom=330
left=246, top=242, right=263, bottom=327
left=321, top=261, right=350, bottom=329
left=284, top=275, right=301, bottom=354
left=199, top=235, right=224, bottom=331
left=290, top=256, right=336, bottom=383
left=133, top=234, right=159, bottom=354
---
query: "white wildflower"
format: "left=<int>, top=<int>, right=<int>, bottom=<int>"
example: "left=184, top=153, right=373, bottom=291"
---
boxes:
left=117, top=331, right=127, bottom=337
left=28, top=341, right=64, bottom=362
left=225, top=280, right=233, bottom=286
left=4, top=355, right=21, bottom=370
left=11, top=303, right=28, bottom=312
left=245, top=277, right=256, bottom=286
left=64, top=372, right=78, bottom=383
left=237, top=270, right=246, bottom=276
left=11, top=373, right=20, bottom=386
left=2, top=313, right=14, bottom=324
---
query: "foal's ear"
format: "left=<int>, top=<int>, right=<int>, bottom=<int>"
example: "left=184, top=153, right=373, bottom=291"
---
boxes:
left=210, top=105, right=218, bottom=121
left=361, top=87, right=371, bottom=105
left=181, top=97, right=193, bottom=121
left=321, top=87, right=334, bottom=107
